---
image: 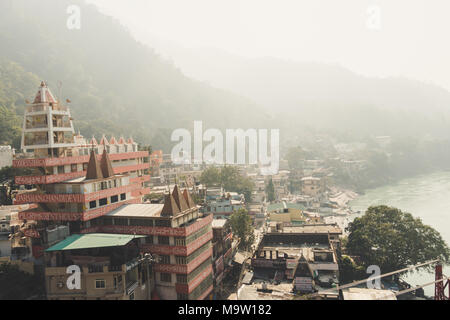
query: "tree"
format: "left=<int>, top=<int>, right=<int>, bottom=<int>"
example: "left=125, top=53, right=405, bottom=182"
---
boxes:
left=0, top=263, right=45, bottom=300
left=200, top=167, right=221, bottom=187
left=346, top=205, right=450, bottom=274
left=266, top=178, right=275, bottom=202
left=286, top=146, right=306, bottom=170
left=339, top=255, right=366, bottom=284
left=229, top=209, right=255, bottom=251
left=200, top=166, right=254, bottom=202
left=138, top=144, right=152, bottom=154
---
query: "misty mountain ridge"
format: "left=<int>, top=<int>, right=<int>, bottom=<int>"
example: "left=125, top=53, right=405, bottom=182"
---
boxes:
left=1, top=0, right=450, bottom=154
left=142, top=35, right=450, bottom=139
left=0, top=0, right=271, bottom=151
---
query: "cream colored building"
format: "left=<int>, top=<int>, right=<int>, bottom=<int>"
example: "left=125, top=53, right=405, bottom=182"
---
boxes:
left=44, top=233, right=153, bottom=300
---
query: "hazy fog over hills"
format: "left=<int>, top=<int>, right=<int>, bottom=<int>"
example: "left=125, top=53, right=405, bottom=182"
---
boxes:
left=0, top=0, right=270, bottom=151
left=138, top=37, right=450, bottom=140
left=1, top=0, right=450, bottom=152
left=85, top=0, right=450, bottom=140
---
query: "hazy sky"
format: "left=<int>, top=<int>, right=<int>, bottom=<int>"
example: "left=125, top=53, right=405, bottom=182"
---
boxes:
left=86, top=0, right=450, bottom=90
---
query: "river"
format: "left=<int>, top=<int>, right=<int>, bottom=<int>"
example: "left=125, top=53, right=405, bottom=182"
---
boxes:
left=348, top=170, right=450, bottom=297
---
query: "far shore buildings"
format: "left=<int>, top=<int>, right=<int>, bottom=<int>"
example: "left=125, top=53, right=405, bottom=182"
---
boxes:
left=300, top=176, right=325, bottom=197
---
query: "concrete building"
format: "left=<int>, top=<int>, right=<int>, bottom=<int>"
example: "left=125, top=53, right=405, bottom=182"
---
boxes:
left=267, top=201, right=306, bottom=226
left=211, top=219, right=233, bottom=296
left=44, top=233, right=152, bottom=300
left=243, top=223, right=342, bottom=299
left=11, top=82, right=150, bottom=261
left=82, top=186, right=214, bottom=300
left=203, top=196, right=245, bottom=219
left=149, top=150, right=163, bottom=177
left=0, top=146, right=14, bottom=169
left=301, top=177, right=325, bottom=197
left=14, top=82, right=150, bottom=202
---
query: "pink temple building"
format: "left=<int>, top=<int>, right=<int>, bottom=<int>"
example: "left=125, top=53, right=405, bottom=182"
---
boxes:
left=12, top=82, right=150, bottom=257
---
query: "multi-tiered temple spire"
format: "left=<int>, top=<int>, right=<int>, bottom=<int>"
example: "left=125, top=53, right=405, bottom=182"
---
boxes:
left=21, top=81, right=76, bottom=158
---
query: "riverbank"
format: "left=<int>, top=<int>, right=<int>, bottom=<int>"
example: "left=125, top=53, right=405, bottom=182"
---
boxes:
left=344, top=171, right=450, bottom=296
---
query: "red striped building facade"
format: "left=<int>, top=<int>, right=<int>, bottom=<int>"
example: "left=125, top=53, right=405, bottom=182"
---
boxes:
left=13, top=82, right=150, bottom=254
left=13, top=82, right=213, bottom=300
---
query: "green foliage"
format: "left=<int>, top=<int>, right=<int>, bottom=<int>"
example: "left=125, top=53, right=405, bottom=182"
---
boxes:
left=339, top=255, right=366, bottom=284
left=0, top=166, right=32, bottom=183
left=0, top=263, right=45, bottom=300
left=346, top=205, right=450, bottom=274
left=200, top=166, right=254, bottom=202
left=229, top=209, right=255, bottom=251
left=266, top=178, right=275, bottom=202
left=286, top=146, right=306, bottom=170
left=0, top=58, right=41, bottom=148
left=0, top=0, right=268, bottom=152
left=138, top=144, right=152, bottom=153
left=200, top=167, right=221, bottom=187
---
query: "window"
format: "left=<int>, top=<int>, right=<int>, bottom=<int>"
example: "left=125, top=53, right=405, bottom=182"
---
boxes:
left=111, top=195, right=118, bottom=203
left=158, top=236, right=169, bottom=245
left=176, top=256, right=187, bottom=265
left=120, top=193, right=126, bottom=201
left=175, top=237, right=186, bottom=246
left=71, top=164, right=78, bottom=172
left=160, top=273, right=171, bottom=282
left=58, top=166, right=65, bottom=174
left=114, top=218, right=128, bottom=226
left=89, top=200, right=96, bottom=209
left=160, top=255, right=170, bottom=264
left=177, top=293, right=188, bottom=300
left=145, top=236, right=153, bottom=244
left=155, top=220, right=171, bottom=227
left=176, top=274, right=187, bottom=284
left=95, top=279, right=106, bottom=289
left=99, top=198, right=107, bottom=206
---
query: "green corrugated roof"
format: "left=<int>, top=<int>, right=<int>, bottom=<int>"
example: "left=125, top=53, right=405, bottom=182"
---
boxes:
left=45, top=233, right=145, bottom=252
left=267, top=203, right=284, bottom=212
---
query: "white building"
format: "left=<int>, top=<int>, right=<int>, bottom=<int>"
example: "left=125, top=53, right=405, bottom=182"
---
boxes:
left=0, top=146, right=14, bottom=169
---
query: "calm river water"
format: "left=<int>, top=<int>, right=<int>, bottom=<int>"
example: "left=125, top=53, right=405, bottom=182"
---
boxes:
left=348, top=171, right=450, bottom=297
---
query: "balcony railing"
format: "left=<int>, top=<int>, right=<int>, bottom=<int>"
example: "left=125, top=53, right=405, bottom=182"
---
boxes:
left=88, top=264, right=105, bottom=273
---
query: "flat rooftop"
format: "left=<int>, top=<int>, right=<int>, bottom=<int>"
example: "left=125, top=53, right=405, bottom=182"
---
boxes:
left=342, top=288, right=397, bottom=300
left=212, top=219, right=227, bottom=229
left=273, top=224, right=342, bottom=235
left=106, top=203, right=164, bottom=218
